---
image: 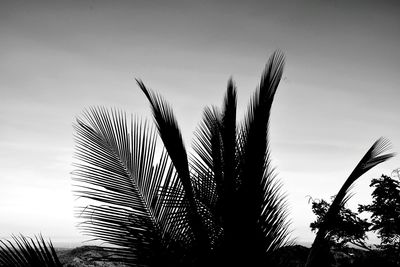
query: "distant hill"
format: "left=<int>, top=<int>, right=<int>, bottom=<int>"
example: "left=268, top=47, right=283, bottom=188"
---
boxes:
left=56, top=246, right=128, bottom=267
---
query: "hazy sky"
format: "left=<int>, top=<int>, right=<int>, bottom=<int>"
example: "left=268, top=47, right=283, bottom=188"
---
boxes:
left=1, top=0, right=399, bottom=246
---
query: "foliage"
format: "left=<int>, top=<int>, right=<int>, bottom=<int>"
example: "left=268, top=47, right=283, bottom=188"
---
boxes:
left=359, top=172, right=400, bottom=247
left=308, top=168, right=400, bottom=266
left=0, top=235, right=62, bottom=267
left=74, top=110, right=191, bottom=266
left=73, top=51, right=292, bottom=266
left=358, top=171, right=400, bottom=263
left=309, top=198, right=371, bottom=249
left=305, top=138, right=394, bottom=267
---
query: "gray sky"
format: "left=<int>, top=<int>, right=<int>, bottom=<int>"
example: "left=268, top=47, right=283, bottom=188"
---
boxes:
left=1, top=0, right=399, bottom=246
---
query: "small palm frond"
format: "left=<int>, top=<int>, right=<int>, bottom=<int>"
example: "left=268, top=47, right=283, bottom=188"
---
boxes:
left=191, top=79, right=239, bottom=255
left=338, top=137, right=394, bottom=206
left=190, top=106, right=225, bottom=251
left=73, top=107, right=192, bottom=266
left=323, top=137, right=393, bottom=233
left=220, top=79, right=238, bottom=213
left=191, top=106, right=222, bottom=212
left=306, top=137, right=394, bottom=267
left=136, top=80, right=210, bottom=257
left=0, top=235, right=62, bottom=267
left=192, top=106, right=222, bottom=173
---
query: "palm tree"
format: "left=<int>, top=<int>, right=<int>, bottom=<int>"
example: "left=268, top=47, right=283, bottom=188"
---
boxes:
left=305, top=138, right=394, bottom=267
left=0, top=51, right=392, bottom=267
left=73, top=51, right=292, bottom=266
left=0, top=235, right=62, bottom=267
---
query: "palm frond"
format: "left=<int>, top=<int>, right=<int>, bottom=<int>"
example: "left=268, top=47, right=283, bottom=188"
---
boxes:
left=136, top=80, right=192, bottom=195
left=220, top=79, right=238, bottom=225
left=340, top=137, right=394, bottom=204
left=233, top=51, right=290, bottom=263
left=73, top=107, right=192, bottom=266
left=191, top=106, right=222, bottom=212
left=136, top=80, right=210, bottom=258
left=323, top=137, right=393, bottom=234
left=238, top=51, right=285, bottom=205
left=259, top=167, right=293, bottom=254
left=306, top=137, right=394, bottom=267
left=191, top=79, right=240, bottom=257
left=0, top=235, right=62, bottom=267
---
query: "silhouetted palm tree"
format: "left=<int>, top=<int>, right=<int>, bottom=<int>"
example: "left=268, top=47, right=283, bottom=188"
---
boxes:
left=73, top=51, right=292, bottom=266
left=0, top=52, right=394, bottom=267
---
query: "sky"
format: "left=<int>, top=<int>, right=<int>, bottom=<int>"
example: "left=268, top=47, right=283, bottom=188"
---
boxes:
left=1, top=0, right=400, bottom=247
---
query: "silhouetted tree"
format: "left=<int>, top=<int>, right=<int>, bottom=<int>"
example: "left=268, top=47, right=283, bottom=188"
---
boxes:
left=309, top=197, right=371, bottom=249
left=359, top=171, right=400, bottom=265
left=73, top=51, right=292, bottom=266
left=305, top=138, right=394, bottom=267
left=0, top=51, right=395, bottom=267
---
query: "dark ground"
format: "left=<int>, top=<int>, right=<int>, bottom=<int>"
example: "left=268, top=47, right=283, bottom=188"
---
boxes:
left=57, top=245, right=396, bottom=267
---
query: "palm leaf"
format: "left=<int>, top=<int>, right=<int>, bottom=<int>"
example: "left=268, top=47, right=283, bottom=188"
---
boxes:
left=191, top=106, right=222, bottom=213
left=191, top=80, right=238, bottom=253
left=136, top=81, right=192, bottom=197
left=0, top=235, right=62, bottom=267
left=190, top=106, right=225, bottom=254
left=234, top=51, right=290, bottom=264
left=220, top=79, right=238, bottom=222
left=136, top=81, right=210, bottom=259
left=73, top=107, right=192, bottom=266
left=305, top=137, right=395, bottom=267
